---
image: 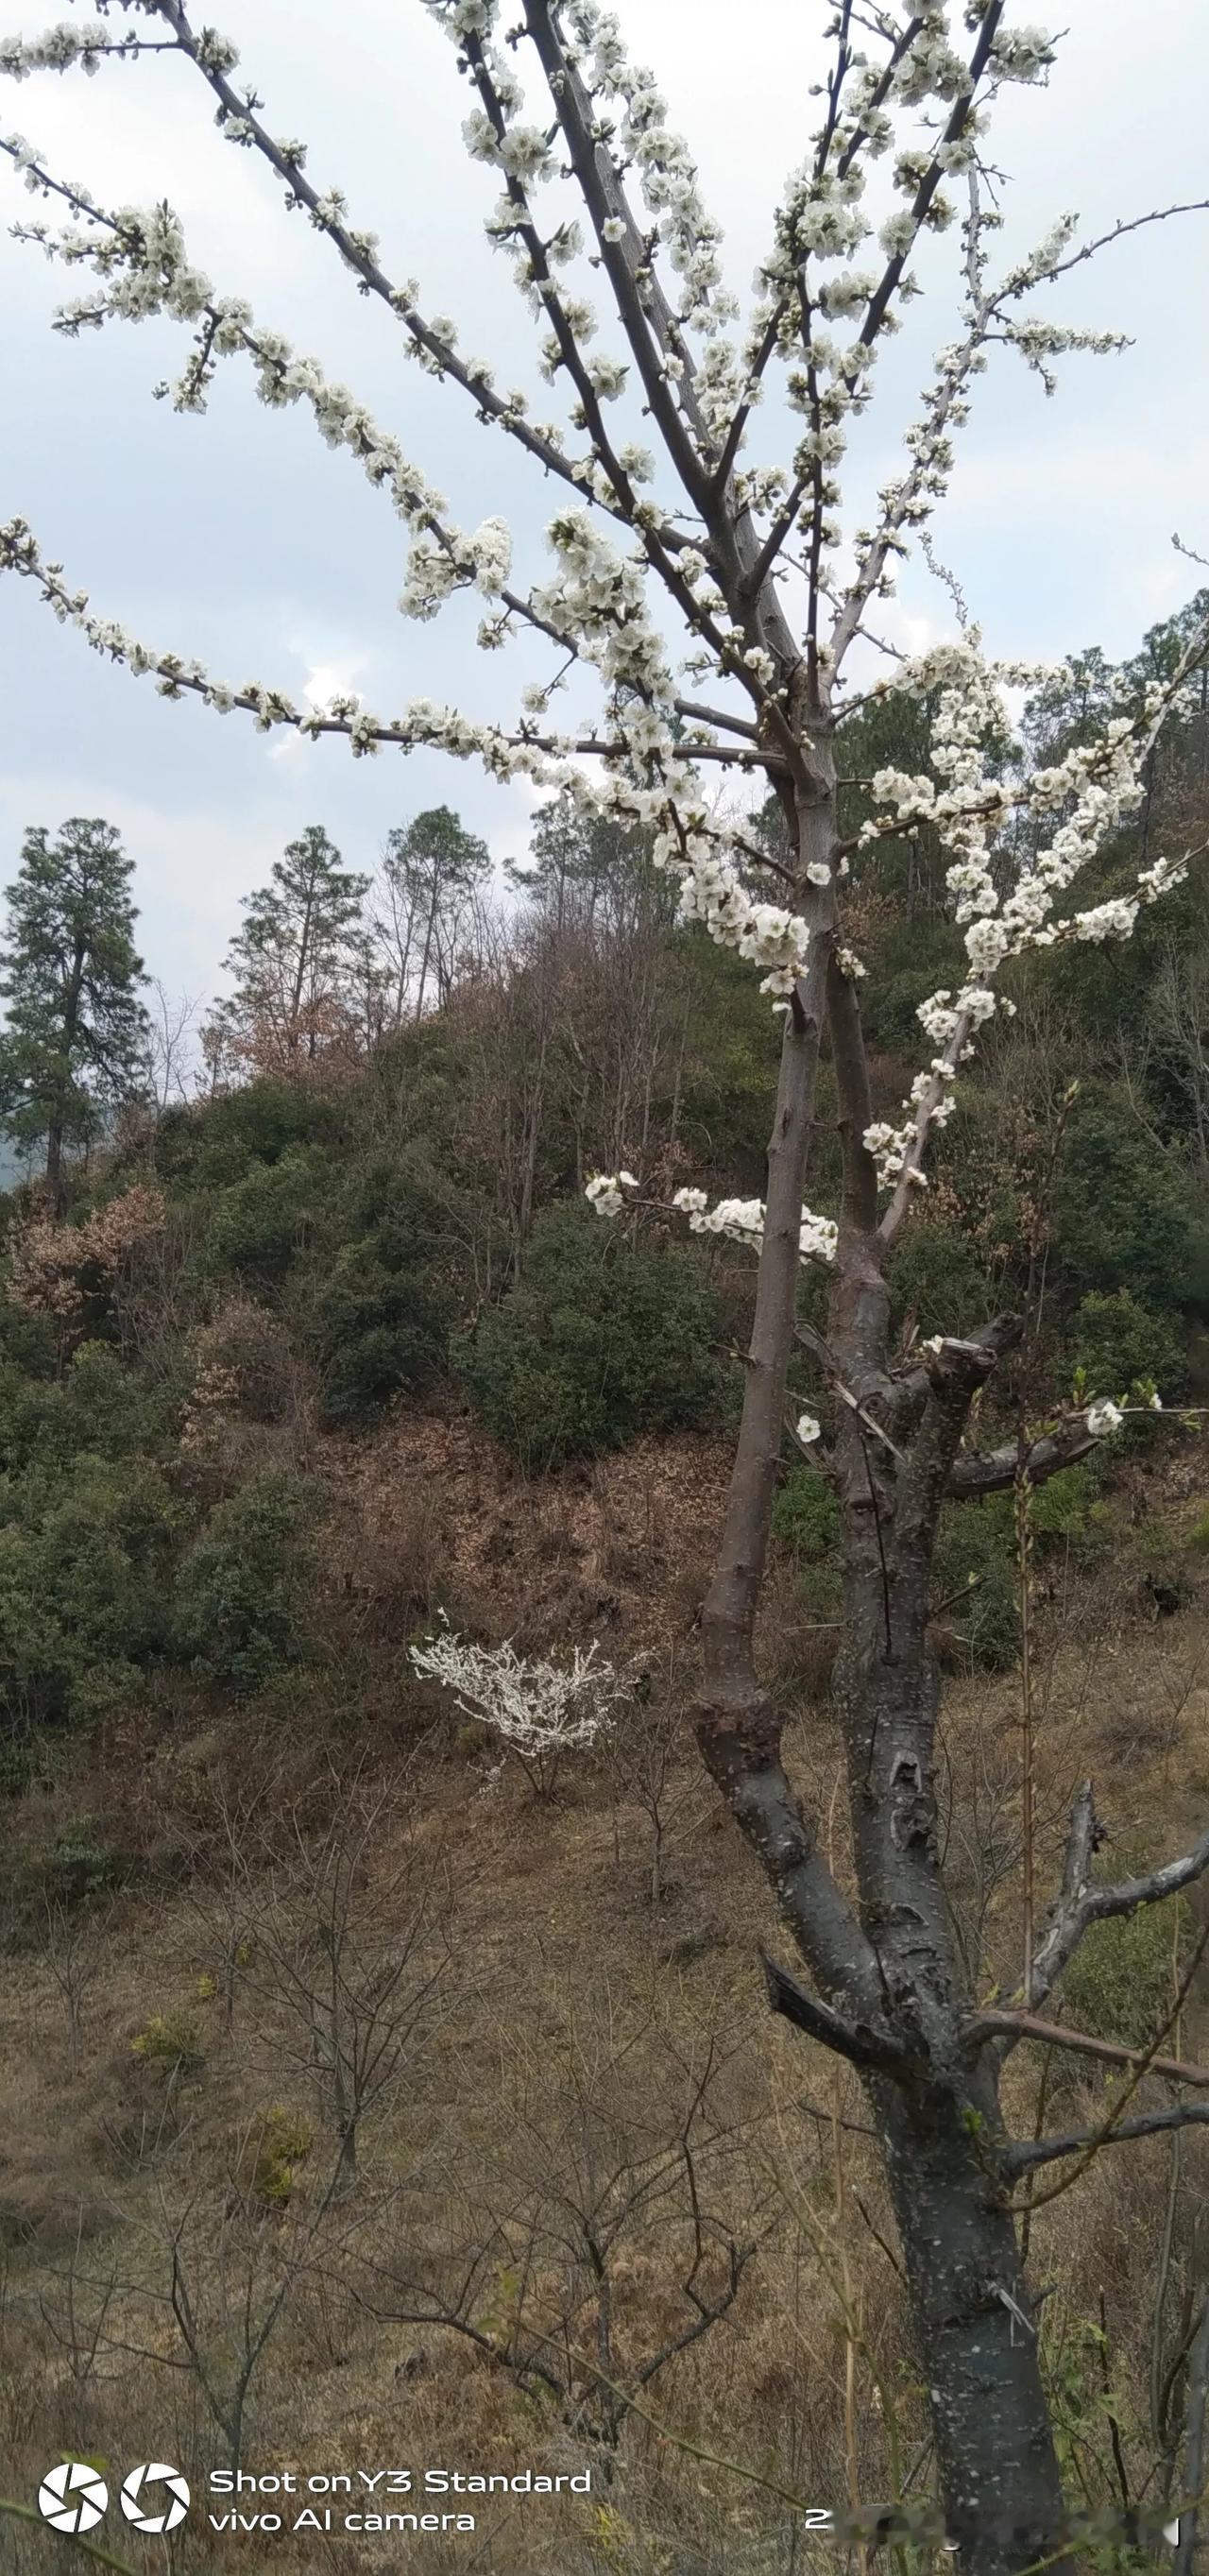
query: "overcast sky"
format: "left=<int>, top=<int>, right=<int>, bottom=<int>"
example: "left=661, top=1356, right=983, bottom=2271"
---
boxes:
left=1, top=0, right=1206, bottom=1010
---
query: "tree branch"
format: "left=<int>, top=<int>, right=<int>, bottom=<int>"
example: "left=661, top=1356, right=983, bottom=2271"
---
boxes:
left=894, top=1318, right=1022, bottom=1560
left=761, top=1953, right=912, bottom=2076
left=520, top=0, right=809, bottom=730
left=947, top=1418, right=1100, bottom=1497
left=1004, top=2104, right=1209, bottom=2178
left=1017, top=1784, right=1209, bottom=2023
left=134, top=0, right=664, bottom=521
left=967, top=2008, right=1209, bottom=2091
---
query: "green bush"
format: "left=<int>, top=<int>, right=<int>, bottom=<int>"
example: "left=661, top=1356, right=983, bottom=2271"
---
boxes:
left=1138, top=1522, right=1193, bottom=1617
left=310, top=1160, right=458, bottom=1424
left=0, top=1293, right=58, bottom=1377
left=43, top=1818, right=125, bottom=1905
left=248, top=2105, right=314, bottom=2206
left=933, top=1494, right=1018, bottom=1671
left=456, top=1202, right=723, bottom=1470
left=888, top=1217, right=995, bottom=1339
left=772, top=1464, right=840, bottom=1561
left=0, top=1727, right=33, bottom=1797
left=0, top=1453, right=185, bottom=1731
left=1052, top=1091, right=1199, bottom=1314
left=130, top=2010, right=206, bottom=2082
left=202, top=1150, right=324, bottom=1291
left=673, top=934, right=783, bottom=1182
left=1029, top=1464, right=1108, bottom=1564
left=1060, top=1898, right=1187, bottom=2049
left=858, top=913, right=966, bottom=1055
left=0, top=1336, right=186, bottom=1746
left=1068, top=1288, right=1187, bottom=1406
left=0, top=1341, right=167, bottom=1476
left=172, top=1471, right=317, bottom=1692
left=772, top=1461, right=842, bottom=1618
left=158, top=1082, right=344, bottom=1191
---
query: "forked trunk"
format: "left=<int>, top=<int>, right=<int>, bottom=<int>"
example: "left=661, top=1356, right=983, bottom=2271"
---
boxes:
left=696, top=781, right=1075, bottom=2564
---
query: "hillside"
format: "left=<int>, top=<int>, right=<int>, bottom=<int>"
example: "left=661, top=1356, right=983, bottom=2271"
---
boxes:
left=4, top=1364, right=1209, bottom=2571
left=4, top=600, right=1209, bottom=2567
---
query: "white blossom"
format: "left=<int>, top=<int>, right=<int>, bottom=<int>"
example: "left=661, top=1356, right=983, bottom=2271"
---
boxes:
left=410, top=1627, right=623, bottom=1795
left=1084, top=1399, right=1123, bottom=1438
left=586, top=1169, right=639, bottom=1218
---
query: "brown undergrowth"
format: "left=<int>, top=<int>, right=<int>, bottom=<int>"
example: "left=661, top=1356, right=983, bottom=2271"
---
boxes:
left=2, top=1414, right=1209, bottom=2572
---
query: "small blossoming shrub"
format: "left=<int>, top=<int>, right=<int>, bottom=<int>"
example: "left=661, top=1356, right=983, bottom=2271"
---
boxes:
left=410, top=1622, right=623, bottom=1797
left=455, top=1201, right=722, bottom=1470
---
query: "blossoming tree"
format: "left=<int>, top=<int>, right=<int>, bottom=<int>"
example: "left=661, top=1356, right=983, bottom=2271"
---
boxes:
left=410, top=1621, right=624, bottom=1797
left=3, top=2, right=1209, bottom=2561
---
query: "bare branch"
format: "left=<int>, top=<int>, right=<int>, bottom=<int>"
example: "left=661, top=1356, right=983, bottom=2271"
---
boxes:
left=1004, top=2104, right=1209, bottom=2178
left=947, top=1418, right=1100, bottom=1497
left=967, top=2008, right=1209, bottom=2091
left=761, top=1953, right=911, bottom=2076
left=1016, top=1782, right=1209, bottom=2022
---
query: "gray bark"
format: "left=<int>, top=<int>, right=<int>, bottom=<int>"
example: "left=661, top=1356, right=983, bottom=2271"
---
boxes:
left=695, top=733, right=1076, bottom=2576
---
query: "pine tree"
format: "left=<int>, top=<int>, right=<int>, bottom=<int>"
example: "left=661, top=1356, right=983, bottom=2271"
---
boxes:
left=508, top=789, right=671, bottom=940
left=212, top=825, right=369, bottom=1074
left=0, top=817, right=149, bottom=1214
left=379, top=807, right=489, bottom=1020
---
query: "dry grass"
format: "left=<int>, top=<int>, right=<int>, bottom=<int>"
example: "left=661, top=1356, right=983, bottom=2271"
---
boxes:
left=4, top=1416, right=1209, bottom=2570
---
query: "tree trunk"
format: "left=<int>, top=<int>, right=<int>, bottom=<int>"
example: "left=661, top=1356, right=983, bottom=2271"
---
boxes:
left=830, top=1291, right=1075, bottom=2570
left=873, top=2068, right=1068, bottom=2572
left=334, top=2121, right=358, bottom=2198
left=44, top=1120, right=65, bottom=1220
left=415, top=876, right=441, bottom=1022
left=695, top=738, right=1076, bottom=2568
left=46, top=930, right=87, bottom=1219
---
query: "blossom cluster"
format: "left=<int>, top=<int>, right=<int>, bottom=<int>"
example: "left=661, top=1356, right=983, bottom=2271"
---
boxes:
left=857, top=633, right=1199, bottom=1189
left=0, top=22, right=147, bottom=77
left=673, top=1188, right=838, bottom=1266
left=410, top=1622, right=624, bottom=1794
left=0, top=136, right=540, bottom=641
left=561, top=0, right=738, bottom=345
left=585, top=1173, right=837, bottom=1268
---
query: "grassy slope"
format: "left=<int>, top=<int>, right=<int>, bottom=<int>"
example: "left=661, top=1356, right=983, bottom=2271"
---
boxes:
left=3, top=1411, right=1209, bottom=2570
